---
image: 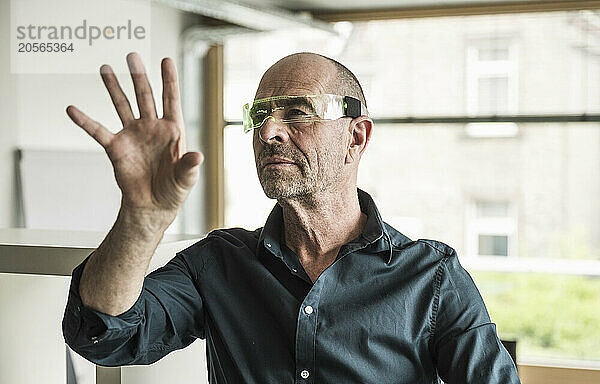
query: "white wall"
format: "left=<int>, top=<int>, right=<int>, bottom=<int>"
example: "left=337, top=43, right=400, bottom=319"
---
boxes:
left=0, top=1, right=209, bottom=383
left=0, top=0, right=202, bottom=226
left=0, top=0, right=18, bottom=228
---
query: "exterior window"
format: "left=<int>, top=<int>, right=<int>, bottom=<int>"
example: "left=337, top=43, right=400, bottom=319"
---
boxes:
left=466, top=37, right=519, bottom=137
left=467, top=201, right=517, bottom=257
left=224, top=12, right=600, bottom=362
left=478, top=234, right=509, bottom=256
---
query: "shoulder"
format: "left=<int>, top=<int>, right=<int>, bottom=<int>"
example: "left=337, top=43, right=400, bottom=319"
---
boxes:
left=414, top=239, right=460, bottom=272
left=384, top=221, right=458, bottom=265
left=383, top=221, right=455, bottom=255
left=207, top=227, right=262, bottom=246
left=411, top=239, right=469, bottom=290
left=172, top=227, right=262, bottom=275
left=415, top=238, right=457, bottom=259
left=413, top=240, right=488, bottom=324
left=179, top=227, right=262, bottom=257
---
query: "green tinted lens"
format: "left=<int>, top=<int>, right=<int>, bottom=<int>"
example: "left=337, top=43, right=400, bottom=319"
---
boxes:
left=243, top=102, right=264, bottom=132
left=249, top=104, right=270, bottom=129
left=244, top=99, right=316, bottom=132
left=242, top=94, right=356, bottom=133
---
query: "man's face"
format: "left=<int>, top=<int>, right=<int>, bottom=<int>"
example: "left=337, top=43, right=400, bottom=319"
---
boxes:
left=252, top=56, right=349, bottom=200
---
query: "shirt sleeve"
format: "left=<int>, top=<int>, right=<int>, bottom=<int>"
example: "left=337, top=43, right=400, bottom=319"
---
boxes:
left=431, top=250, right=521, bottom=384
left=62, top=248, right=206, bottom=367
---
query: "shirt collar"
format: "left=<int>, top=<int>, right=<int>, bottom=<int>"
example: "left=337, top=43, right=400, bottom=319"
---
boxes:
left=257, top=188, right=394, bottom=264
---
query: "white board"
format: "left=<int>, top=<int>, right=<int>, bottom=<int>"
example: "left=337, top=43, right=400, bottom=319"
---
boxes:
left=19, top=148, right=121, bottom=231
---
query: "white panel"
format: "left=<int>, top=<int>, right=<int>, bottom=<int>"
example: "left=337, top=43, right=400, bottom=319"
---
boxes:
left=19, top=149, right=121, bottom=232
left=0, top=274, right=70, bottom=384
left=122, top=340, right=208, bottom=384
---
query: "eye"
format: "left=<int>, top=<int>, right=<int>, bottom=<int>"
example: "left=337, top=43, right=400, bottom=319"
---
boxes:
left=286, top=109, right=310, bottom=119
left=252, top=108, right=269, bottom=120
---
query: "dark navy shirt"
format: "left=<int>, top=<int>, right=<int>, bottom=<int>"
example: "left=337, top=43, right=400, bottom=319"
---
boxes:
left=62, top=188, right=520, bottom=383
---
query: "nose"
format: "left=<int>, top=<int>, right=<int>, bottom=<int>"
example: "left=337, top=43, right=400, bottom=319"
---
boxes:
left=256, top=116, right=290, bottom=144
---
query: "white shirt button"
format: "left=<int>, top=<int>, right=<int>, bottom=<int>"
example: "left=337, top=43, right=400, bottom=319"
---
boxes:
left=266, top=243, right=272, bottom=248
left=300, top=369, right=310, bottom=379
left=304, top=305, right=313, bottom=315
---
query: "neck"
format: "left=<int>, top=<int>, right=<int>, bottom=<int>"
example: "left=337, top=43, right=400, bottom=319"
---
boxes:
left=279, top=186, right=366, bottom=263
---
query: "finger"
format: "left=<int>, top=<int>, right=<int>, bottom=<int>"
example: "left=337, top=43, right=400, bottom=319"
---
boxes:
left=66, top=105, right=114, bottom=148
left=161, top=58, right=187, bottom=156
left=126, top=52, right=157, bottom=119
left=174, top=151, right=204, bottom=190
left=100, top=64, right=135, bottom=124
left=161, top=58, right=184, bottom=126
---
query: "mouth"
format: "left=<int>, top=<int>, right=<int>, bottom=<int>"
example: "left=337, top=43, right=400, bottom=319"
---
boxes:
left=262, top=157, right=297, bottom=168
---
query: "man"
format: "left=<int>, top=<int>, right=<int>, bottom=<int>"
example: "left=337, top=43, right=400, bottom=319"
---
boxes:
left=62, top=52, right=521, bottom=383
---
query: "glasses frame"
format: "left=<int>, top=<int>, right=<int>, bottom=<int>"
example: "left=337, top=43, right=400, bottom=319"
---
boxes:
left=242, top=94, right=365, bottom=133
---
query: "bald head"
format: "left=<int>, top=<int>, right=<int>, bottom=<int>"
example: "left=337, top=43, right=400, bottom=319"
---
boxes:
left=256, top=52, right=367, bottom=111
left=252, top=53, right=373, bottom=200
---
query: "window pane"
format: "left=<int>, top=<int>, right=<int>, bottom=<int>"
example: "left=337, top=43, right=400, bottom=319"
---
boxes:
left=223, top=11, right=600, bottom=363
left=224, top=125, right=273, bottom=229
left=358, top=122, right=599, bottom=261
left=478, top=76, right=509, bottom=114
left=472, top=271, right=600, bottom=360
left=479, top=234, right=509, bottom=256
left=226, top=11, right=600, bottom=120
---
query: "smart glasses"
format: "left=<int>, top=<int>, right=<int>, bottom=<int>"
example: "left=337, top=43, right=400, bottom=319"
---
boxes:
left=242, top=94, right=365, bottom=133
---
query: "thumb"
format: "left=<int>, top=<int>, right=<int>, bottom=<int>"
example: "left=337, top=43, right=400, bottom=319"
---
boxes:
left=175, top=151, right=204, bottom=189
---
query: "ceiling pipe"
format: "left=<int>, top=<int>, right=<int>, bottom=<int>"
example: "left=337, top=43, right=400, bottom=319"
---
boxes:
left=154, top=0, right=337, bottom=34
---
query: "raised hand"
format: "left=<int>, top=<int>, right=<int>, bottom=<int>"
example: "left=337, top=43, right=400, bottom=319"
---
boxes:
left=66, top=52, right=203, bottom=224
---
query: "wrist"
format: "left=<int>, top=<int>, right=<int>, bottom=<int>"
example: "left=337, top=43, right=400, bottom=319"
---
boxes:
left=117, top=201, right=175, bottom=237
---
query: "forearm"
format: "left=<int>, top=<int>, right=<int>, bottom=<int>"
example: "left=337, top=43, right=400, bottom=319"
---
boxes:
left=65, top=51, right=202, bottom=329
left=79, top=204, right=174, bottom=316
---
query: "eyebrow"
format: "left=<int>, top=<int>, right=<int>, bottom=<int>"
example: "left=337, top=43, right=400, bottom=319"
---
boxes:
left=273, top=97, right=316, bottom=113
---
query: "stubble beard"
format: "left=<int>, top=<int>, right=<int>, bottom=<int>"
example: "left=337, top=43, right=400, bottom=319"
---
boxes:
left=257, top=154, right=345, bottom=201
left=258, top=165, right=317, bottom=200
left=255, top=134, right=346, bottom=200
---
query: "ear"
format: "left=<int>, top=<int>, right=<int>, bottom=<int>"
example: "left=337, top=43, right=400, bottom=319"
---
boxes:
left=345, top=116, right=373, bottom=164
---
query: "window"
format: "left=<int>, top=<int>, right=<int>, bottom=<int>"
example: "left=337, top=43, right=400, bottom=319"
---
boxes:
left=479, top=234, right=508, bottom=256
left=467, top=201, right=517, bottom=257
left=223, top=11, right=600, bottom=363
left=466, top=37, right=518, bottom=115
left=466, top=37, right=519, bottom=137
left=223, top=125, right=273, bottom=230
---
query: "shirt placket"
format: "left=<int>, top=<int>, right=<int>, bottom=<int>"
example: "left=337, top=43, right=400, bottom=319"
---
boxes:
left=295, top=281, right=322, bottom=384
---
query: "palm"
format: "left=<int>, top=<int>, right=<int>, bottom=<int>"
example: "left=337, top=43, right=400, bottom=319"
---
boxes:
left=66, top=53, right=203, bottom=213
left=108, top=119, right=183, bottom=211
